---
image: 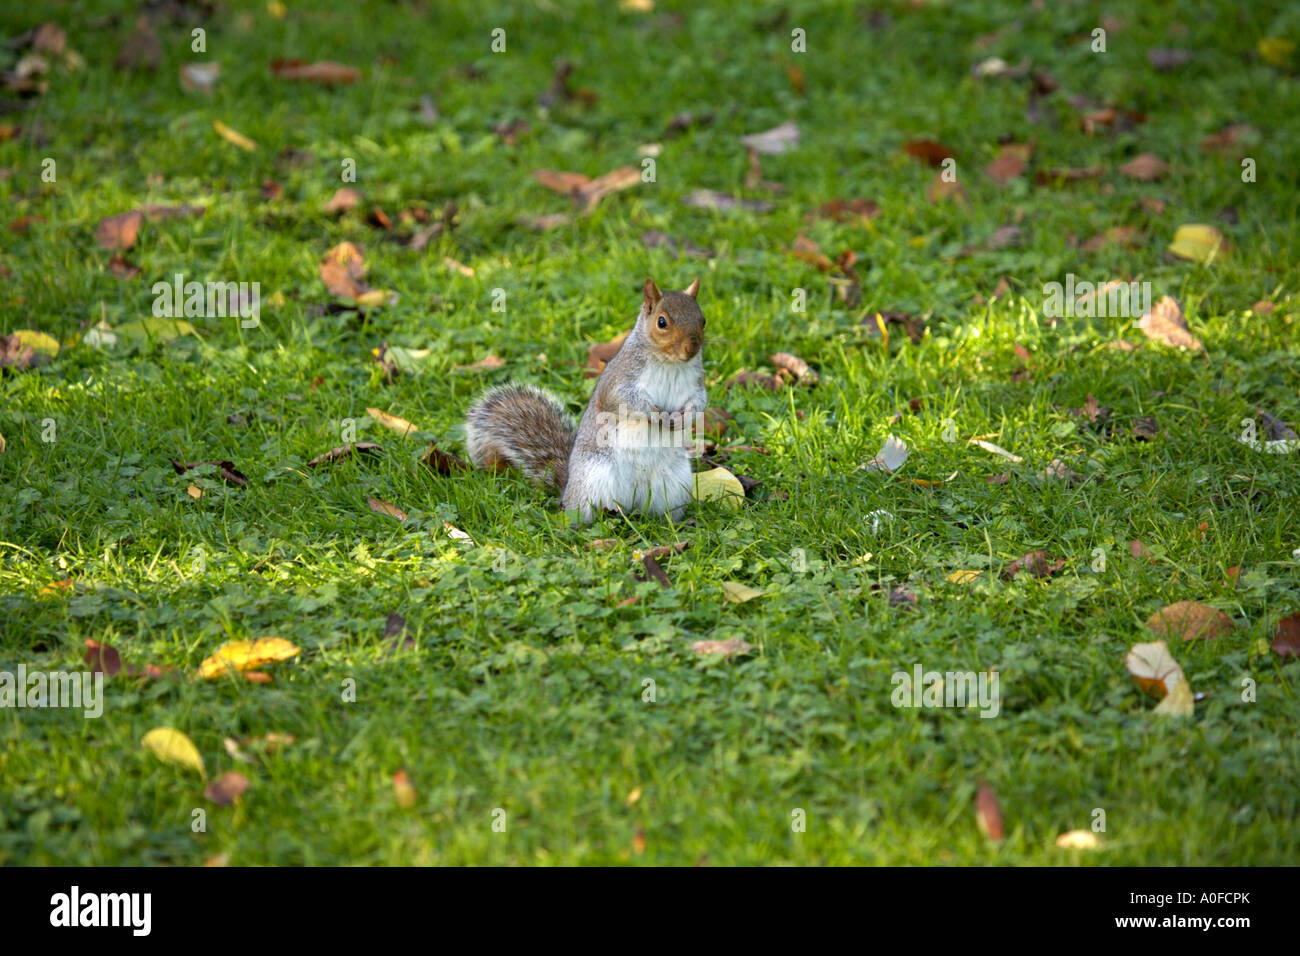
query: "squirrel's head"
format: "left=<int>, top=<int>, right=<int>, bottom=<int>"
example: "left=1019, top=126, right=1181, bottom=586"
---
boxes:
left=642, top=277, right=705, bottom=363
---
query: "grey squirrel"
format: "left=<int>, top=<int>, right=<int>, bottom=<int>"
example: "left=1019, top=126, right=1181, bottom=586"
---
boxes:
left=465, top=277, right=707, bottom=523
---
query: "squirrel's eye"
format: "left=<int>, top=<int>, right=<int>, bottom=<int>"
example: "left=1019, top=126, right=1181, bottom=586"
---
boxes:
left=657, top=315, right=668, bottom=329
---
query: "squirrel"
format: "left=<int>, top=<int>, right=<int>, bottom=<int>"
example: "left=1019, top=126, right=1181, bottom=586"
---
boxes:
left=465, top=277, right=707, bottom=524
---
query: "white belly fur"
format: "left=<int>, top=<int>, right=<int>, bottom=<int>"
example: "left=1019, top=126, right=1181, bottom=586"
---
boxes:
left=573, top=357, right=700, bottom=519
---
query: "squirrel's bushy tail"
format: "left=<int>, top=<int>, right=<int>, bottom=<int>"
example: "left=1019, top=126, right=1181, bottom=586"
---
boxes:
left=465, top=383, right=577, bottom=492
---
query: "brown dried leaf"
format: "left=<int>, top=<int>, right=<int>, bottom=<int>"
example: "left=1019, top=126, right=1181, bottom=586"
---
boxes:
left=1272, top=613, right=1300, bottom=661
left=690, top=637, right=753, bottom=658
left=421, top=444, right=468, bottom=475
left=902, top=139, right=956, bottom=166
left=1138, top=296, right=1202, bottom=350
left=1002, top=550, right=1066, bottom=579
left=975, top=782, right=1004, bottom=842
left=367, top=497, right=407, bottom=522
left=270, top=60, right=360, bottom=84
left=770, top=352, right=817, bottom=384
left=95, top=210, right=143, bottom=251
left=1146, top=600, right=1235, bottom=641
left=170, top=459, right=249, bottom=487
left=306, top=442, right=385, bottom=468
left=1118, top=152, right=1169, bottom=181
left=204, top=771, right=250, bottom=806
left=84, top=639, right=122, bottom=677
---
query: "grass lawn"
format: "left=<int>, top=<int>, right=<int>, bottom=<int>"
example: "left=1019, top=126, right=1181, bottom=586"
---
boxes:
left=1, top=0, right=1298, bottom=865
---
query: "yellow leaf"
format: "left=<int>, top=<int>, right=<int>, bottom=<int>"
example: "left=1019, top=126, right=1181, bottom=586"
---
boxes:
left=1258, top=37, right=1295, bottom=67
left=198, top=637, right=300, bottom=679
left=1153, top=678, right=1194, bottom=717
left=693, top=467, right=745, bottom=509
left=142, top=727, right=206, bottom=778
left=12, top=329, right=59, bottom=359
left=267, top=0, right=288, bottom=18
left=1168, top=224, right=1228, bottom=264
left=366, top=406, right=418, bottom=437
left=213, top=119, right=257, bottom=151
left=946, top=570, right=981, bottom=584
left=1055, top=830, right=1101, bottom=850
left=721, top=581, right=764, bottom=603
left=625, top=787, right=642, bottom=807
left=186, top=484, right=202, bottom=499
left=1125, top=640, right=1186, bottom=698
left=354, top=289, right=393, bottom=308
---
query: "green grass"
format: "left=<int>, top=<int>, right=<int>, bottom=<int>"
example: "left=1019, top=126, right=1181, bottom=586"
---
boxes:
left=2, top=0, right=1299, bottom=865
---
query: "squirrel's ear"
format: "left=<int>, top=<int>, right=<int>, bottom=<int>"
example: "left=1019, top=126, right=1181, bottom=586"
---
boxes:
left=643, top=278, right=662, bottom=311
left=683, top=278, right=700, bottom=298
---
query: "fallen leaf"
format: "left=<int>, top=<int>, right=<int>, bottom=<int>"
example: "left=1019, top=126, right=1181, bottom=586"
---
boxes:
left=323, top=188, right=361, bottom=213
left=1056, top=830, right=1101, bottom=850
left=454, top=354, right=505, bottom=373
left=306, top=442, right=385, bottom=467
left=171, top=459, right=249, bottom=486
left=1200, top=124, right=1254, bottom=154
left=860, top=435, right=909, bottom=473
left=1036, top=165, right=1105, bottom=185
left=270, top=60, right=360, bottom=84
left=180, top=62, right=220, bottom=93
left=984, top=144, right=1031, bottom=185
left=83, top=639, right=122, bottom=677
left=947, top=570, right=982, bottom=585
left=367, top=497, right=407, bottom=522
left=421, top=444, right=468, bottom=475
left=392, top=770, right=417, bottom=809
left=903, top=139, right=956, bottom=166
left=692, top=467, right=745, bottom=509
left=366, top=406, right=418, bottom=437
left=94, top=210, right=143, bottom=250
left=204, top=771, right=250, bottom=806
left=142, top=727, right=205, bottom=778
left=1118, top=153, right=1168, bottom=180
left=690, top=637, right=753, bottom=657
left=198, top=637, right=301, bottom=679
left=1138, top=295, right=1202, bottom=350
left=1153, top=679, right=1194, bottom=717
left=1002, top=550, right=1065, bottom=579
left=213, top=119, right=257, bottom=151
left=1258, top=37, right=1295, bottom=68
left=721, top=581, right=764, bottom=603
left=1272, top=613, right=1300, bottom=660
left=680, top=189, right=772, bottom=213
left=1168, top=223, right=1229, bottom=264
left=1081, top=226, right=1142, bottom=252
left=1125, top=640, right=1186, bottom=697
left=741, top=120, right=799, bottom=155
left=1, top=330, right=59, bottom=370
left=1129, top=540, right=1152, bottom=560
left=968, top=439, right=1023, bottom=463
left=726, top=370, right=783, bottom=391
left=1132, top=416, right=1160, bottom=441
left=926, top=173, right=967, bottom=205
left=810, top=198, right=881, bottom=225
left=974, top=782, right=1004, bottom=842
left=1146, top=600, right=1235, bottom=641
left=770, top=352, right=817, bottom=384
left=1038, top=458, right=1084, bottom=485
left=186, top=484, right=202, bottom=499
